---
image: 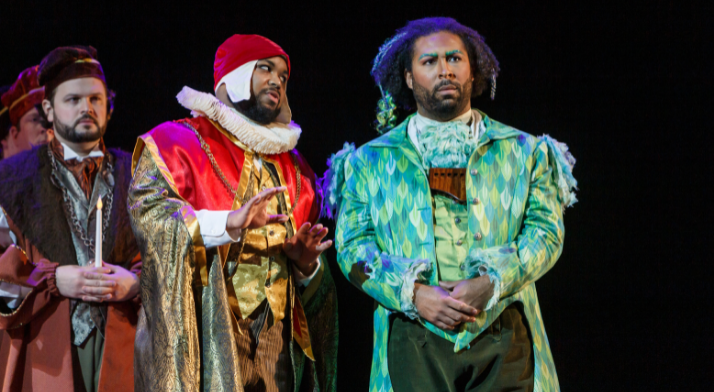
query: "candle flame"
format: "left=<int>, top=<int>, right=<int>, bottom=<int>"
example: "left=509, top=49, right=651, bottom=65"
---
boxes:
left=97, top=196, right=103, bottom=210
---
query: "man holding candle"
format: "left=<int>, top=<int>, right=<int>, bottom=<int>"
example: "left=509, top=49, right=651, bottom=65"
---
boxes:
left=0, top=46, right=141, bottom=392
left=128, top=34, right=337, bottom=391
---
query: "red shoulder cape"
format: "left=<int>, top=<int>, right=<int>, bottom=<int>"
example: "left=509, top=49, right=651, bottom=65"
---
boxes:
left=139, top=116, right=320, bottom=228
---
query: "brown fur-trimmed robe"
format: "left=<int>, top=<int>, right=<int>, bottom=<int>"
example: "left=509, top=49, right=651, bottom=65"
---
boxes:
left=0, top=144, right=141, bottom=392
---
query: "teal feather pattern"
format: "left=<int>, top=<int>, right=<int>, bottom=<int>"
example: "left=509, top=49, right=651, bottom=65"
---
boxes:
left=539, top=135, right=578, bottom=209
left=318, top=142, right=356, bottom=219
left=335, top=113, right=571, bottom=391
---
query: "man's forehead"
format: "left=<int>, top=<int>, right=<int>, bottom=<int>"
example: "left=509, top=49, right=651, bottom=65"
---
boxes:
left=56, top=77, right=106, bottom=95
left=414, top=31, right=466, bottom=55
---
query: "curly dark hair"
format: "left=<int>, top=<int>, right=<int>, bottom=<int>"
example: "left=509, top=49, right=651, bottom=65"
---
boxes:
left=371, top=17, right=500, bottom=131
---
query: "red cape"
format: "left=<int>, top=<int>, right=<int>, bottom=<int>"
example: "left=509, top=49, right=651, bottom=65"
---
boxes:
left=139, top=116, right=320, bottom=229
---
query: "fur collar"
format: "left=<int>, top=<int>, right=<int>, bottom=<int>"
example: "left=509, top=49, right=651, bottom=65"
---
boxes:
left=0, top=146, right=139, bottom=267
left=176, top=86, right=301, bottom=155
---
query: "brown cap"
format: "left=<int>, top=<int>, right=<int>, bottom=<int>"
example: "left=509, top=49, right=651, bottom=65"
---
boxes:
left=38, top=45, right=106, bottom=99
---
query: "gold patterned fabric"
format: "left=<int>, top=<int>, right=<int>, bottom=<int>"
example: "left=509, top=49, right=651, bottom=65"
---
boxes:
left=230, top=163, right=289, bottom=323
left=129, top=142, right=338, bottom=392
left=129, top=147, right=208, bottom=391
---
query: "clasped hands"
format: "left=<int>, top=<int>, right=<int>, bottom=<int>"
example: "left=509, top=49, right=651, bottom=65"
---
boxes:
left=226, top=186, right=332, bottom=276
left=56, top=262, right=139, bottom=302
left=413, top=274, right=495, bottom=331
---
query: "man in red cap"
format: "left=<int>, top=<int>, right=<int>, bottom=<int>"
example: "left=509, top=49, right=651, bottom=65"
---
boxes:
left=128, top=34, right=337, bottom=391
left=0, top=66, right=53, bottom=160
left=0, top=46, right=141, bottom=392
left=0, top=85, right=9, bottom=150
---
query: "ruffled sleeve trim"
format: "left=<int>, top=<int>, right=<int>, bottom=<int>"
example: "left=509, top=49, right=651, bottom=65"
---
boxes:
left=362, top=251, right=432, bottom=320
left=399, top=259, right=432, bottom=320
left=318, top=142, right=356, bottom=219
left=462, top=248, right=508, bottom=311
left=539, top=134, right=578, bottom=209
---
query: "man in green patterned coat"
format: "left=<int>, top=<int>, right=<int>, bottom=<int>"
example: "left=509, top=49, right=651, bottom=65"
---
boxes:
left=322, top=17, right=577, bottom=392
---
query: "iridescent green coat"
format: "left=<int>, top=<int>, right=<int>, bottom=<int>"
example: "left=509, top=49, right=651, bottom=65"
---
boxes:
left=330, top=111, right=576, bottom=392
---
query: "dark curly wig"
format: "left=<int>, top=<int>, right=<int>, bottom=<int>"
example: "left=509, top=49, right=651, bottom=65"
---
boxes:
left=371, top=17, right=500, bottom=132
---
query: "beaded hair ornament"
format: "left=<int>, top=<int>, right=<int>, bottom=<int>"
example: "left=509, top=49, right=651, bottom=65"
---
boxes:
left=371, top=32, right=406, bottom=132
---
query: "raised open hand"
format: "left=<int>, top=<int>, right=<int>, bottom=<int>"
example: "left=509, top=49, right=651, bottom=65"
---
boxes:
left=227, top=186, right=289, bottom=231
left=283, top=222, right=333, bottom=276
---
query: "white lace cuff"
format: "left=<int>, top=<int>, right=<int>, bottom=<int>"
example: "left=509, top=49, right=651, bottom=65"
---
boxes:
left=399, top=259, right=432, bottom=320
left=463, top=248, right=503, bottom=311
left=478, top=264, right=502, bottom=311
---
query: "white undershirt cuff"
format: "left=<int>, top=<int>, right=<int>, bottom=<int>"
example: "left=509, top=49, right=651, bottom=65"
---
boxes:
left=195, top=210, right=242, bottom=248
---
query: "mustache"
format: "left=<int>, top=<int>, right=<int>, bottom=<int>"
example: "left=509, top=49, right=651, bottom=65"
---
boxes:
left=72, top=114, right=99, bottom=128
left=433, top=80, right=462, bottom=93
left=258, top=87, right=281, bottom=100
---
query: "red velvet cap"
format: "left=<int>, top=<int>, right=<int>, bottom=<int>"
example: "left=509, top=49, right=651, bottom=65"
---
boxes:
left=1, top=66, right=44, bottom=125
left=213, top=34, right=290, bottom=90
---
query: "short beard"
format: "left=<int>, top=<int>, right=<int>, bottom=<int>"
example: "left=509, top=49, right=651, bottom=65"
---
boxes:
left=54, top=114, right=106, bottom=143
left=412, top=78, right=473, bottom=121
left=234, top=91, right=280, bottom=125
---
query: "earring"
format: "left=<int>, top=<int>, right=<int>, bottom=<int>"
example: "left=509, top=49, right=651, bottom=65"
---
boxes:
left=490, top=73, right=497, bottom=100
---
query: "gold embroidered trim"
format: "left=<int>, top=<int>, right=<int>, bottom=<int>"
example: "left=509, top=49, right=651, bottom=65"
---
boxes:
left=133, top=136, right=209, bottom=286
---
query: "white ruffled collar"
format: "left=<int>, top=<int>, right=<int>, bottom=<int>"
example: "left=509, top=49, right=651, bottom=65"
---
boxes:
left=176, top=86, right=301, bottom=155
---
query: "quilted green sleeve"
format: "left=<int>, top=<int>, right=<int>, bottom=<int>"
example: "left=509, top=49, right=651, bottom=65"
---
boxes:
left=335, top=150, right=432, bottom=319
left=465, top=140, right=567, bottom=306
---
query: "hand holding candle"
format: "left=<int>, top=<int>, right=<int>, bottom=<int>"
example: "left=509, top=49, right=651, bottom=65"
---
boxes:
left=95, top=196, right=103, bottom=268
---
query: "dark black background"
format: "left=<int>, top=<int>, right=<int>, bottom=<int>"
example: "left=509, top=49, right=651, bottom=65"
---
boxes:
left=3, top=1, right=712, bottom=390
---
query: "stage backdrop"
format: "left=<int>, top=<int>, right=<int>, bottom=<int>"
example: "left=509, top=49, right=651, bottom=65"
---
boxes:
left=2, top=1, right=712, bottom=391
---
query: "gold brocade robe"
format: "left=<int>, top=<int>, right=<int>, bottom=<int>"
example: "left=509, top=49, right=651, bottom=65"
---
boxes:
left=128, top=114, right=338, bottom=392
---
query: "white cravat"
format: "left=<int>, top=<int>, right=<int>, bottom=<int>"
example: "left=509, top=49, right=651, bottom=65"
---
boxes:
left=62, top=142, right=104, bottom=161
left=407, top=110, right=485, bottom=159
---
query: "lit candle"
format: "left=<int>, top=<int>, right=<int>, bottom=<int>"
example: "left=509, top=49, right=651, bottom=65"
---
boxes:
left=95, top=196, right=103, bottom=268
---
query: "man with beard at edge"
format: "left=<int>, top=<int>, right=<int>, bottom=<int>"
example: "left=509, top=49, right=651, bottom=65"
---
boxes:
left=128, top=34, right=337, bottom=391
left=0, top=46, right=141, bottom=392
left=0, top=66, right=53, bottom=159
left=322, top=17, right=578, bottom=391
